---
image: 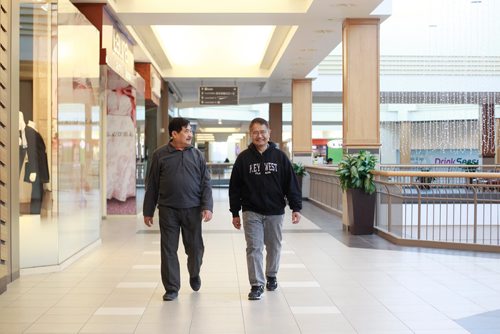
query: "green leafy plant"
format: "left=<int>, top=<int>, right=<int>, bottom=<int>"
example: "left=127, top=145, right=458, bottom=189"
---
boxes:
left=463, top=160, right=479, bottom=172
left=416, top=168, right=435, bottom=190
left=292, top=162, right=307, bottom=176
left=336, top=150, right=377, bottom=194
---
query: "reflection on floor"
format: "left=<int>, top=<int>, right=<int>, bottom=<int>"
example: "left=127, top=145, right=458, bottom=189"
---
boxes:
left=2, top=188, right=500, bottom=333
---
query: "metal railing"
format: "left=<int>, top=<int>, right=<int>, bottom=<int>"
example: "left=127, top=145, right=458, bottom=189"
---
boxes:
left=307, top=165, right=500, bottom=252
left=306, top=166, right=343, bottom=215
left=373, top=170, right=500, bottom=251
left=207, top=163, right=233, bottom=187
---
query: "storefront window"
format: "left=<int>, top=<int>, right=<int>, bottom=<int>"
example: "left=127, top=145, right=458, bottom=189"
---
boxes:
left=18, top=0, right=101, bottom=268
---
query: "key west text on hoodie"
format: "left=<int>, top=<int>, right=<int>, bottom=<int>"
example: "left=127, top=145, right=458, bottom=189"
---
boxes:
left=229, top=142, right=302, bottom=217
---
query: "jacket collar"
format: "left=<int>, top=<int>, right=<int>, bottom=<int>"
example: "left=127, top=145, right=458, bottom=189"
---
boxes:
left=248, top=141, right=277, bottom=154
left=167, top=141, right=193, bottom=152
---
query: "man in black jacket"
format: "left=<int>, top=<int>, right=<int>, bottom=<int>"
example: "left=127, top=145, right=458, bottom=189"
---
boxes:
left=229, top=117, right=302, bottom=300
left=143, top=117, right=213, bottom=301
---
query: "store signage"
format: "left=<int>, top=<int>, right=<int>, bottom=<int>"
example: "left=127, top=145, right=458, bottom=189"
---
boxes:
left=111, top=28, right=134, bottom=72
left=103, top=26, right=135, bottom=82
left=151, top=72, right=161, bottom=100
left=410, top=149, right=481, bottom=165
left=199, top=86, right=238, bottom=105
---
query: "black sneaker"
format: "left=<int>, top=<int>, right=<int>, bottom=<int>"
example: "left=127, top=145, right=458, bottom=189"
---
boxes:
left=162, top=290, right=178, bottom=301
left=266, top=276, right=278, bottom=291
left=190, top=276, right=201, bottom=291
left=248, top=285, right=264, bottom=300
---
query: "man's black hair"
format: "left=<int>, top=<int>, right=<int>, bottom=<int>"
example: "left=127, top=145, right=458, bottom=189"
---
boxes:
left=249, top=117, right=269, bottom=130
left=169, top=117, right=190, bottom=137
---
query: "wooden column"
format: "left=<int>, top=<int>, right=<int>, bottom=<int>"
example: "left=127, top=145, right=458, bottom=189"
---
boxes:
left=342, top=18, right=380, bottom=151
left=159, top=80, right=169, bottom=146
left=291, top=79, right=312, bottom=159
left=269, top=103, right=283, bottom=149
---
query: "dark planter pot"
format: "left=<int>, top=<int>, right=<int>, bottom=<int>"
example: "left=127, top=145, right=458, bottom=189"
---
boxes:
left=346, top=188, right=376, bottom=235
left=296, top=175, right=303, bottom=190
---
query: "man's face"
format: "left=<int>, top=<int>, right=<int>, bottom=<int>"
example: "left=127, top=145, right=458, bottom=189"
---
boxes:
left=250, top=123, right=270, bottom=150
left=171, top=124, right=193, bottom=148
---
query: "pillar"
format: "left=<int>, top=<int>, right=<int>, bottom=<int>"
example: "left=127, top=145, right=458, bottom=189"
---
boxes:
left=269, top=103, right=283, bottom=149
left=291, top=79, right=312, bottom=160
left=342, top=18, right=380, bottom=151
left=292, top=79, right=312, bottom=198
left=159, top=80, right=169, bottom=146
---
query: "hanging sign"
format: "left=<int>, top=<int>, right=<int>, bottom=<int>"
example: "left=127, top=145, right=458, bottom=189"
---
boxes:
left=199, top=86, right=238, bottom=105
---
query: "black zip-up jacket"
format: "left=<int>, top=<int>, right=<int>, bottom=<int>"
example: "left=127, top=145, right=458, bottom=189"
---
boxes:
left=143, top=143, right=213, bottom=216
left=229, top=142, right=302, bottom=217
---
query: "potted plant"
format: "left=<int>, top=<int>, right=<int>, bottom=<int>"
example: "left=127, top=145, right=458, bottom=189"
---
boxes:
left=292, top=162, right=307, bottom=190
left=336, top=150, right=377, bottom=235
left=462, top=160, right=479, bottom=185
left=416, top=168, right=435, bottom=190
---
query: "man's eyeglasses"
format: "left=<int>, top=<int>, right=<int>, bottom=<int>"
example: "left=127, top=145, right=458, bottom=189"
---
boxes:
left=251, top=130, right=268, bottom=137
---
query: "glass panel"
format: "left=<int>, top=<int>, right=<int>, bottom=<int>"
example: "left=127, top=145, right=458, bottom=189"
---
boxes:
left=106, top=69, right=138, bottom=215
left=57, top=0, right=101, bottom=262
left=18, top=1, right=56, bottom=268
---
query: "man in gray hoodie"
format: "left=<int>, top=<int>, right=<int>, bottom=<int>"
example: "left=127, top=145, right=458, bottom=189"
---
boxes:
left=143, top=117, right=213, bottom=301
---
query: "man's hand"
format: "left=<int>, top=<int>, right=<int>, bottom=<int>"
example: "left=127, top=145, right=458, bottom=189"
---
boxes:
left=292, top=212, right=301, bottom=224
left=202, top=210, right=213, bottom=222
left=144, top=216, right=154, bottom=227
left=232, top=216, right=241, bottom=230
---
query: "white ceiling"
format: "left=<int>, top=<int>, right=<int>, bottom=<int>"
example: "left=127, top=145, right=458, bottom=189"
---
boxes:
left=102, top=0, right=388, bottom=107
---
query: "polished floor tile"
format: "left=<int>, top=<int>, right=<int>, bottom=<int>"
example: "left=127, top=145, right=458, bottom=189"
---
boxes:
left=2, top=189, right=500, bottom=333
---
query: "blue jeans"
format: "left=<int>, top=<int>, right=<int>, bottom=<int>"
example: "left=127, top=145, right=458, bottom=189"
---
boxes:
left=242, top=211, right=284, bottom=287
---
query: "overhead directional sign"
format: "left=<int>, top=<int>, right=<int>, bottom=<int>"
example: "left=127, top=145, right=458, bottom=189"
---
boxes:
left=199, top=86, right=238, bottom=105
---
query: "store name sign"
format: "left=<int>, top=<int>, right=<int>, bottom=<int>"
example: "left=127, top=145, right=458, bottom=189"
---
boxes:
left=111, top=28, right=134, bottom=73
left=151, top=72, right=161, bottom=100
left=434, top=157, right=479, bottom=165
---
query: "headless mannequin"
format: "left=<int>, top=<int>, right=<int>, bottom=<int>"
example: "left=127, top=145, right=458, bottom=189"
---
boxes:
left=22, top=116, right=49, bottom=214
left=19, top=111, right=28, bottom=171
left=26, top=120, right=37, bottom=182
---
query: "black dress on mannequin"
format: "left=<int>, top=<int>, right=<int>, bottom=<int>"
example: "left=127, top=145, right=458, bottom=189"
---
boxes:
left=24, top=124, right=50, bottom=214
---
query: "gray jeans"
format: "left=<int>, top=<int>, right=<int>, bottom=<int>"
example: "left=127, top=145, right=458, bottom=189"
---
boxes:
left=242, top=211, right=284, bottom=287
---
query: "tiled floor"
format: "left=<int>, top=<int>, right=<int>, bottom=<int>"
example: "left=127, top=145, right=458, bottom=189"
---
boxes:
left=2, top=188, right=500, bottom=333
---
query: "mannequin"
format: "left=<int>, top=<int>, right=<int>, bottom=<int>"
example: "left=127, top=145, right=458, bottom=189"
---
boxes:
left=19, top=111, right=28, bottom=171
left=26, top=120, right=37, bottom=182
left=23, top=117, right=50, bottom=214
